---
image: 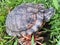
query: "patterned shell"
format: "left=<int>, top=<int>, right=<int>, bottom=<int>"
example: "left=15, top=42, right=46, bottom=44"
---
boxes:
left=6, top=3, right=54, bottom=37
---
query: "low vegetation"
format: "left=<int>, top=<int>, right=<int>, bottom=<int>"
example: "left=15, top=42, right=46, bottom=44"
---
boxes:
left=0, top=0, right=60, bottom=45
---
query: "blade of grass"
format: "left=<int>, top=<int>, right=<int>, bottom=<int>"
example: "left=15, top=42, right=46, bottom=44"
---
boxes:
left=31, top=35, right=35, bottom=45
left=53, top=0, right=59, bottom=10
left=14, top=38, right=18, bottom=45
left=5, top=36, right=16, bottom=44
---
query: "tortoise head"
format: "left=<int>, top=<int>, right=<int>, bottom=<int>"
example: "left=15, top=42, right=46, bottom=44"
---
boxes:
left=44, top=7, right=55, bottom=22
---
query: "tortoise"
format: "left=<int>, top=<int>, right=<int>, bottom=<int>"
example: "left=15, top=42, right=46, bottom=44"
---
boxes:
left=6, top=3, right=55, bottom=45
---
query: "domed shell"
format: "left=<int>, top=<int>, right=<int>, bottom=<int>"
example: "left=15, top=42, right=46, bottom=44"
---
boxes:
left=6, top=3, right=54, bottom=37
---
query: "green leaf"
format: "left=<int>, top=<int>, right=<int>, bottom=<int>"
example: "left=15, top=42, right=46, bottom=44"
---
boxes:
left=53, top=0, right=59, bottom=10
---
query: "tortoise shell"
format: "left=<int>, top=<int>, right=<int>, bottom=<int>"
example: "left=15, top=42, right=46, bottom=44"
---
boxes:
left=6, top=3, right=54, bottom=37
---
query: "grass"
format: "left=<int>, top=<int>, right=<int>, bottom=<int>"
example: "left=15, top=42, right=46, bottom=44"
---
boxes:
left=0, top=0, right=60, bottom=45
